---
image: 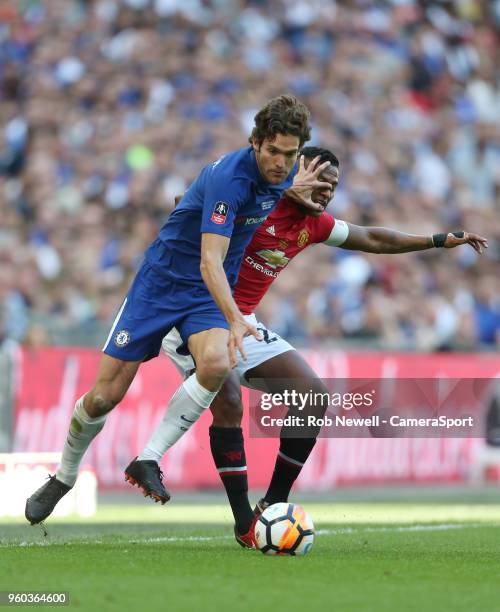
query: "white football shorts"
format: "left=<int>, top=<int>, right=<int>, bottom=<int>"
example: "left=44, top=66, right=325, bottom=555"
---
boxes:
left=161, top=313, right=295, bottom=388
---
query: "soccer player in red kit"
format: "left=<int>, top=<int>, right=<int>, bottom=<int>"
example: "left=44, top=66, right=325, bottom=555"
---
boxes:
left=136, top=146, right=487, bottom=547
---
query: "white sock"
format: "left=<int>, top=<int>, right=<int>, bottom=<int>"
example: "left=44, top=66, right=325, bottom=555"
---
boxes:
left=138, top=374, right=218, bottom=462
left=56, top=396, right=107, bottom=487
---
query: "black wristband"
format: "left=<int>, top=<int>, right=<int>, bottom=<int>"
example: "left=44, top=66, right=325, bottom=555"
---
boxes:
left=432, top=231, right=465, bottom=247
left=432, top=233, right=447, bottom=248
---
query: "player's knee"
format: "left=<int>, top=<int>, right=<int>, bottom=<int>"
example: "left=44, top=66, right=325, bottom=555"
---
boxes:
left=196, top=347, right=230, bottom=386
left=84, top=389, right=120, bottom=418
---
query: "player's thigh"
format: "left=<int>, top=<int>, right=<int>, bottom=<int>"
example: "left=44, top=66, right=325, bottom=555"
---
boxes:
left=187, top=327, right=230, bottom=388
left=162, top=327, right=195, bottom=379
left=234, top=319, right=295, bottom=388
left=246, top=349, right=328, bottom=395
left=210, top=370, right=243, bottom=427
left=247, top=350, right=329, bottom=419
left=86, top=354, right=141, bottom=417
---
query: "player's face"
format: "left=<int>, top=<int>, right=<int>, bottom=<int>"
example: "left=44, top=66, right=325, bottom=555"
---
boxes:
left=252, top=134, right=300, bottom=184
left=303, top=163, right=339, bottom=217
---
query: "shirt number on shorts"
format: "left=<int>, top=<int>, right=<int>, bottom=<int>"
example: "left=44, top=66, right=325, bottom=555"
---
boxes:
left=257, top=327, right=278, bottom=344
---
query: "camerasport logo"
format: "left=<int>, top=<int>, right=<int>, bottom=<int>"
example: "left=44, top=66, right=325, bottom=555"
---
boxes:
left=211, top=201, right=228, bottom=224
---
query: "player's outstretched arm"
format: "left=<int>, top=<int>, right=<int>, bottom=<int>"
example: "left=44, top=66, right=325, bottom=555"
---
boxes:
left=334, top=223, right=488, bottom=255
left=200, top=233, right=262, bottom=368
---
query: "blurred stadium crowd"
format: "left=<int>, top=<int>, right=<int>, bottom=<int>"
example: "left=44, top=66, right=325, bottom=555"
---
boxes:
left=0, top=0, right=498, bottom=351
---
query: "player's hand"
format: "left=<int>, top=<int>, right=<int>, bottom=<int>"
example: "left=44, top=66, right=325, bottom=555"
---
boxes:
left=286, top=155, right=332, bottom=212
left=227, top=319, right=262, bottom=369
left=444, top=231, right=488, bottom=254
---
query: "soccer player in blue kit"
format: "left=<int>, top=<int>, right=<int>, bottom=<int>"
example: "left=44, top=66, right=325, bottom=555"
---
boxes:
left=25, top=94, right=332, bottom=524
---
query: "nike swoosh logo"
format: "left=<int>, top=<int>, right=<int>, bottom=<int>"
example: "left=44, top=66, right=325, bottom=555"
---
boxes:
left=180, top=415, right=196, bottom=424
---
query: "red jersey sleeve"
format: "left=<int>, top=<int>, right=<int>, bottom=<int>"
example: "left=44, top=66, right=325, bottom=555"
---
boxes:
left=312, top=212, right=335, bottom=243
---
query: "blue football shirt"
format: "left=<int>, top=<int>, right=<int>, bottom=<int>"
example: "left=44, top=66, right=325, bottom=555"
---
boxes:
left=144, top=146, right=295, bottom=287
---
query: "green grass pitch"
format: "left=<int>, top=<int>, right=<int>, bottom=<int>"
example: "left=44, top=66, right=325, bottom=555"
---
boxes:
left=1, top=500, right=499, bottom=611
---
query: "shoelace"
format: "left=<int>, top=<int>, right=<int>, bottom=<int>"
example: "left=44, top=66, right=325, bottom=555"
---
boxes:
left=155, top=465, right=165, bottom=485
left=36, top=475, right=59, bottom=502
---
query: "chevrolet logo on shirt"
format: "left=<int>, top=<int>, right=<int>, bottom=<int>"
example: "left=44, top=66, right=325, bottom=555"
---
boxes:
left=256, top=249, right=290, bottom=269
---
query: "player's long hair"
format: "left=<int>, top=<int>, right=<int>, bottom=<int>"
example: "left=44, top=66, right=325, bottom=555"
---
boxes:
left=249, top=94, right=311, bottom=148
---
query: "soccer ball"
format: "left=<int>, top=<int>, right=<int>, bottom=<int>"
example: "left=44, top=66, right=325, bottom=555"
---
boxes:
left=254, top=502, right=314, bottom=556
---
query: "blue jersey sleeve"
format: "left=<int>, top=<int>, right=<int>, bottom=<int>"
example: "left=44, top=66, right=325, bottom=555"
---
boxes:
left=200, top=171, right=247, bottom=238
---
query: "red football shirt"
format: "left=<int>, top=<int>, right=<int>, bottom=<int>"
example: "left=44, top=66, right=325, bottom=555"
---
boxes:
left=233, top=196, right=335, bottom=314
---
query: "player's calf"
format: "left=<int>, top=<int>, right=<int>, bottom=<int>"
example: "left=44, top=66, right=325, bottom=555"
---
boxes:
left=209, top=376, right=255, bottom=538
left=210, top=377, right=243, bottom=428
